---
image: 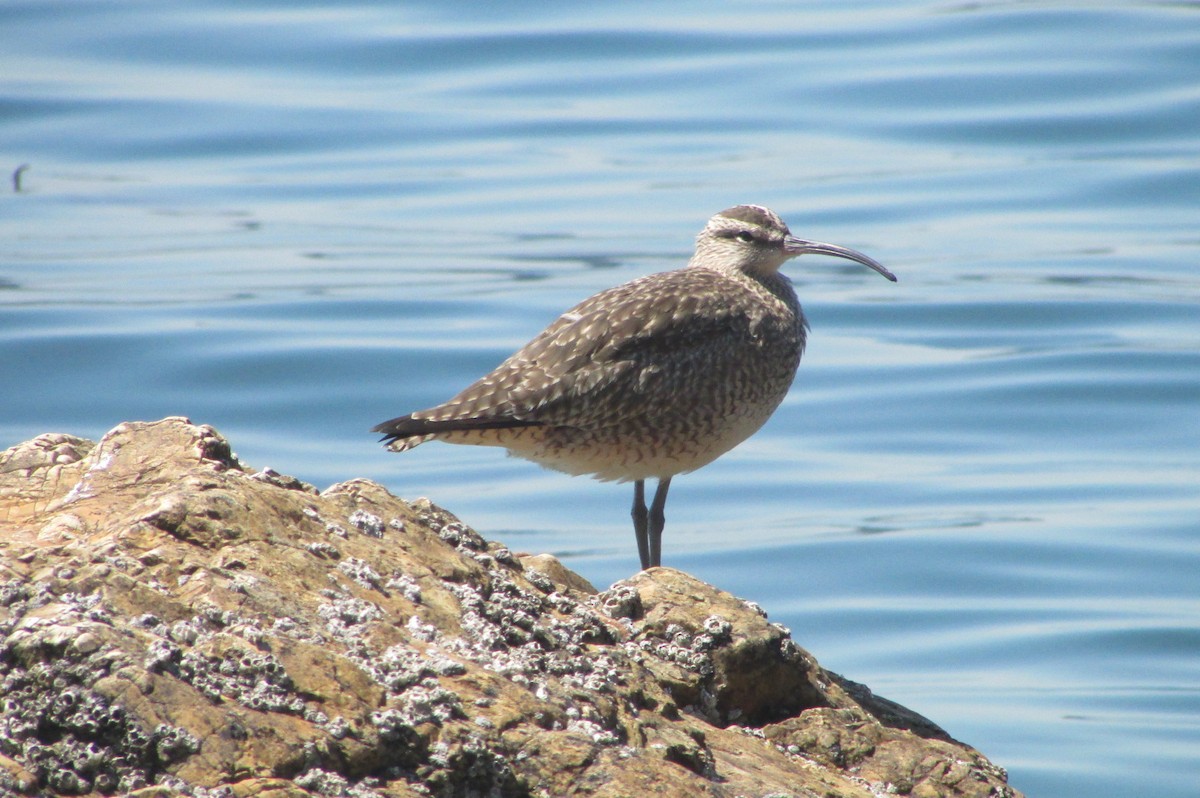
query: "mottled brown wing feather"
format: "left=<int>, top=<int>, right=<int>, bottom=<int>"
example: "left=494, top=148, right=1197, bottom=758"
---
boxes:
left=378, top=268, right=758, bottom=445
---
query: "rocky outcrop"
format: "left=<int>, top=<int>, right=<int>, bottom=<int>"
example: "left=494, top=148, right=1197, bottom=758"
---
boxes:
left=0, top=418, right=1019, bottom=797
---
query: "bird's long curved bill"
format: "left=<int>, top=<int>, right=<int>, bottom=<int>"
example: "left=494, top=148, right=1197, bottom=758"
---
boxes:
left=785, top=236, right=897, bottom=282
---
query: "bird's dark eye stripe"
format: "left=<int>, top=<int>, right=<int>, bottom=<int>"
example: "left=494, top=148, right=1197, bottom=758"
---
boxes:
left=717, top=229, right=758, bottom=242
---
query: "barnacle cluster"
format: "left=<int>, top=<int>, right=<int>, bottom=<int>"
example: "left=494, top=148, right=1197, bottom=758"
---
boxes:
left=0, top=583, right=198, bottom=795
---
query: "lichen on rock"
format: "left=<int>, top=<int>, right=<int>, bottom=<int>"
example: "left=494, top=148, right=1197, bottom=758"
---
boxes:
left=0, top=418, right=1020, bottom=797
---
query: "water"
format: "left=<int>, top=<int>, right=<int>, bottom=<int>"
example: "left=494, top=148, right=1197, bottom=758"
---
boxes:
left=3, top=2, right=1198, bottom=795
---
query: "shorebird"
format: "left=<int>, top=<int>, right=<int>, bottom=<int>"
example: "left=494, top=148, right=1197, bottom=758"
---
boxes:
left=374, top=205, right=895, bottom=570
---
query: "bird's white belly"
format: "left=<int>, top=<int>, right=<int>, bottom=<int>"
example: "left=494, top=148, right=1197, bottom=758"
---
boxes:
left=500, top=392, right=787, bottom=482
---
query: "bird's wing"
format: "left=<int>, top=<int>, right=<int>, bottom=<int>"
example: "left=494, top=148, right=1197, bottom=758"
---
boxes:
left=422, top=268, right=755, bottom=429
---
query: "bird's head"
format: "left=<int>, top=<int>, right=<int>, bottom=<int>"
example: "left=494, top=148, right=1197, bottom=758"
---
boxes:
left=694, top=204, right=896, bottom=282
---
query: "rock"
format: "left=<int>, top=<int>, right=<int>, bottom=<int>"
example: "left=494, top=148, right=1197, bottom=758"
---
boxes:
left=0, top=418, right=1022, bottom=798
left=516, top=554, right=596, bottom=598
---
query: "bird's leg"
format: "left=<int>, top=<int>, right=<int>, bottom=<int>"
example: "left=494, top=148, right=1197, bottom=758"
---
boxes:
left=631, top=479, right=651, bottom=570
left=647, top=477, right=671, bottom=568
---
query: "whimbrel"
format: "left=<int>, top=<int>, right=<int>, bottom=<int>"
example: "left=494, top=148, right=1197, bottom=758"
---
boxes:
left=374, top=205, right=896, bottom=570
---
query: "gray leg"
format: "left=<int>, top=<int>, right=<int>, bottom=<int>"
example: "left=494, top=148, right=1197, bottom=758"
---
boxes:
left=631, top=479, right=651, bottom=570
left=648, top=477, right=671, bottom=568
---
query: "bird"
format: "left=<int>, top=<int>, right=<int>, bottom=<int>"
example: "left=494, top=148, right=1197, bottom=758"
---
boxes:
left=373, top=205, right=896, bottom=570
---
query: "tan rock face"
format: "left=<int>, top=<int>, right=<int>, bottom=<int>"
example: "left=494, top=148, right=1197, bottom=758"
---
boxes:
left=0, top=418, right=1020, bottom=797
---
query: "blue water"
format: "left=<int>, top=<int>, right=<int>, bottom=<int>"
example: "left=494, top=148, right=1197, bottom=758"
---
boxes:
left=3, top=2, right=1198, bottom=795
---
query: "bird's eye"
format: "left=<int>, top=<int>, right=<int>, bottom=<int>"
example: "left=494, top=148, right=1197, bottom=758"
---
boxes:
left=736, top=231, right=756, bottom=244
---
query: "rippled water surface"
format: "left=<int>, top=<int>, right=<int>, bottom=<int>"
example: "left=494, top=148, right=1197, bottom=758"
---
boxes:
left=3, top=2, right=1199, bottom=795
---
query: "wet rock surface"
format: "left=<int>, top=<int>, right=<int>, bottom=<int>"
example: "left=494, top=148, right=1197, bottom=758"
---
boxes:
left=0, top=418, right=1020, bottom=798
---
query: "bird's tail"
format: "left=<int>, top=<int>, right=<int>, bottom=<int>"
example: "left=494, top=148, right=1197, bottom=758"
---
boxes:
left=371, top=414, right=542, bottom=452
